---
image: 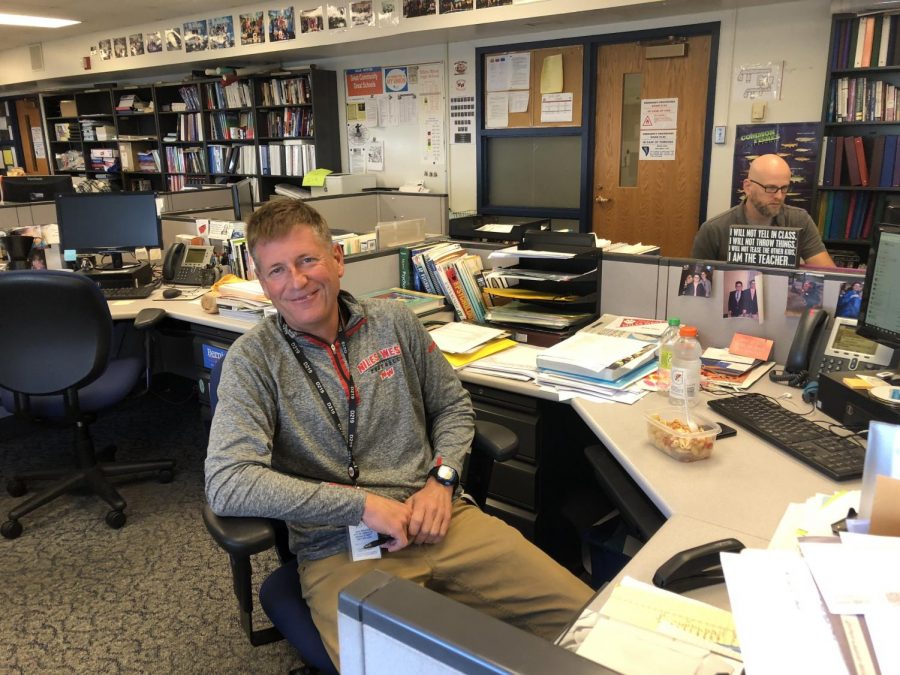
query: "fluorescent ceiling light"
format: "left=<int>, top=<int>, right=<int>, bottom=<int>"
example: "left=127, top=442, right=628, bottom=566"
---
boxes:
left=0, top=13, right=80, bottom=28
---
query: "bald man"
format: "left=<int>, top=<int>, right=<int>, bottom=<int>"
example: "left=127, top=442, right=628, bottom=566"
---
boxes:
left=692, top=154, right=835, bottom=267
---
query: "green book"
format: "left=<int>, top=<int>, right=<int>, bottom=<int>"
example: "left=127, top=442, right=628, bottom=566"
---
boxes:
left=398, top=247, right=412, bottom=290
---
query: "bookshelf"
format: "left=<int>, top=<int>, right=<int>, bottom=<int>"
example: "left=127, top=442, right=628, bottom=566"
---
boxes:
left=818, top=13, right=900, bottom=266
left=41, top=89, right=121, bottom=189
left=0, top=100, right=19, bottom=173
left=252, top=68, right=340, bottom=201
left=38, top=68, right=340, bottom=199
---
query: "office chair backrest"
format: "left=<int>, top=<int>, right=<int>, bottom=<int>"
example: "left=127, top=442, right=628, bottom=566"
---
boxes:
left=0, top=270, right=112, bottom=396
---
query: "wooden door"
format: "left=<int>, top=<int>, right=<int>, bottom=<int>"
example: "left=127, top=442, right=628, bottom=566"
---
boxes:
left=15, top=97, right=50, bottom=174
left=593, top=36, right=711, bottom=257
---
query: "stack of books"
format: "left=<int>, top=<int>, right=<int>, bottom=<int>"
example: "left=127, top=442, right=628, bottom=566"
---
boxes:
left=116, top=94, right=151, bottom=113
left=89, top=148, right=119, bottom=172
left=401, top=242, right=489, bottom=323
left=215, top=280, right=273, bottom=322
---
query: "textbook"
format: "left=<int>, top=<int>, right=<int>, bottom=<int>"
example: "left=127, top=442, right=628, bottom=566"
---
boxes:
left=362, top=287, right=446, bottom=315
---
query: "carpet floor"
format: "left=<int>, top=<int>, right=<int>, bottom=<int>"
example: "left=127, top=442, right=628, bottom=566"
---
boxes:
left=0, top=386, right=300, bottom=674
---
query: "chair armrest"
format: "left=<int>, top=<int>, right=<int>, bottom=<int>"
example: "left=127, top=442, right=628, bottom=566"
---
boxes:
left=133, top=307, right=166, bottom=331
left=473, top=419, right=518, bottom=463
left=201, top=503, right=277, bottom=557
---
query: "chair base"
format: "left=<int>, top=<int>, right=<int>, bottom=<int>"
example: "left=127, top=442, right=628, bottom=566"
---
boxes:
left=3, top=456, right=176, bottom=539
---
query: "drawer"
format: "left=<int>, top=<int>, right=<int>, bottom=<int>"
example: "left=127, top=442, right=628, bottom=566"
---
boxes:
left=471, top=400, right=539, bottom=463
left=483, top=498, right=537, bottom=540
left=465, top=382, right=538, bottom=414
left=488, top=458, right=536, bottom=509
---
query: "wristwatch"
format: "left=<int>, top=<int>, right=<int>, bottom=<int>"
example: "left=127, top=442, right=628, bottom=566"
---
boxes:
left=428, top=464, right=459, bottom=489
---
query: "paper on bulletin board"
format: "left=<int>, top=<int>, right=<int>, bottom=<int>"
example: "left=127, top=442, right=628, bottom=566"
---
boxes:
left=31, top=127, right=46, bottom=159
left=377, top=96, right=399, bottom=127
left=509, top=91, right=529, bottom=113
left=346, top=103, right=365, bottom=121
left=2, top=149, right=13, bottom=165
left=486, top=92, right=509, bottom=128
left=639, top=130, right=677, bottom=160
left=349, top=146, right=366, bottom=174
left=540, top=93, right=573, bottom=123
left=423, top=116, right=443, bottom=164
left=367, top=140, right=384, bottom=172
left=640, top=98, right=678, bottom=130
left=417, top=63, right=443, bottom=95
left=365, top=102, right=379, bottom=127
left=399, top=95, right=417, bottom=125
left=540, top=53, right=563, bottom=93
left=486, top=52, right=530, bottom=91
left=733, top=61, right=783, bottom=101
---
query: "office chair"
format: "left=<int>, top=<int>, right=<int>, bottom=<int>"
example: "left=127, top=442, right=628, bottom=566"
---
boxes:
left=202, top=358, right=518, bottom=674
left=0, top=270, right=176, bottom=539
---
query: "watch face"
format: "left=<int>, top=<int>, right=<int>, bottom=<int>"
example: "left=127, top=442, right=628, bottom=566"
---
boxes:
left=437, top=465, right=455, bottom=481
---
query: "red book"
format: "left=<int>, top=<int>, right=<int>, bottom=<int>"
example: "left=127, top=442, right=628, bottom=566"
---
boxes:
left=854, top=136, right=869, bottom=186
left=833, top=135, right=845, bottom=185
left=844, top=136, right=861, bottom=186
left=844, top=191, right=857, bottom=238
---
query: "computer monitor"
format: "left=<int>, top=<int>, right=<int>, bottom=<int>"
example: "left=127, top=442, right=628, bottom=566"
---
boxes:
left=857, top=224, right=900, bottom=350
left=56, top=191, right=162, bottom=270
left=230, top=178, right=254, bottom=221
left=1, top=175, right=74, bottom=203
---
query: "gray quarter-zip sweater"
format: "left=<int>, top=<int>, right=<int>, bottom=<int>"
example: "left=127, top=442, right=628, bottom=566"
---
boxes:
left=205, top=291, right=474, bottom=561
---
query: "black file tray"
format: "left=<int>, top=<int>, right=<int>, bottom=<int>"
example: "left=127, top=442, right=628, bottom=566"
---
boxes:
left=485, top=231, right=602, bottom=343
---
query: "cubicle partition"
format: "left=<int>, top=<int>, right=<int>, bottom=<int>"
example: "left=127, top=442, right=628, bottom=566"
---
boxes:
left=302, top=191, right=449, bottom=235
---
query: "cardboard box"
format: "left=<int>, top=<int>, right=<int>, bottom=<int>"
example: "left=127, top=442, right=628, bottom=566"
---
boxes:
left=59, top=100, right=78, bottom=117
left=310, top=173, right=376, bottom=196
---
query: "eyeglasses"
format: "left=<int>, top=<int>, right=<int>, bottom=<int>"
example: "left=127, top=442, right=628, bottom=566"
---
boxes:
left=747, top=178, right=789, bottom=194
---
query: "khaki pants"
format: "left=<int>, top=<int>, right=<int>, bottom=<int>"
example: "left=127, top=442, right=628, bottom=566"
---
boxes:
left=299, top=500, right=593, bottom=670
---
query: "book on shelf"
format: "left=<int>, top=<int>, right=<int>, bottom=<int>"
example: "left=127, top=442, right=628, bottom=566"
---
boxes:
left=361, top=287, right=446, bottom=315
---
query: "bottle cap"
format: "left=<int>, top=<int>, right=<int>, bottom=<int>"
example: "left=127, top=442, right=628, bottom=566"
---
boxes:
left=668, top=318, right=680, bottom=326
left=679, top=325, right=698, bottom=337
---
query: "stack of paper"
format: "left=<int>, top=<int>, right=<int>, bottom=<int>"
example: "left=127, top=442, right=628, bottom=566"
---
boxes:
left=215, top=279, right=273, bottom=322
left=428, top=322, right=516, bottom=370
left=575, top=577, right=742, bottom=674
left=463, top=343, right=543, bottom=381
left=533, top=331, right=657, bottom=403
left=722, top=534, right=900, bottom=674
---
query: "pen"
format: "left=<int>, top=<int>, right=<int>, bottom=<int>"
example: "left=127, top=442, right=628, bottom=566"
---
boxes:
left=363, top=534, right=393, bottom=549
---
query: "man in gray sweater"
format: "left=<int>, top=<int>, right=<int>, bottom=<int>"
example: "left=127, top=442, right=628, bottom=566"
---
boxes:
left=205, top=200, right=592, bottom=669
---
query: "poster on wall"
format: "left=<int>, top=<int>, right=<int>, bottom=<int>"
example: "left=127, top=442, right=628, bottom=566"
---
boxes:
left=731, top=123, right=821, bottom=212
left=98, top=39, right=112, bottom=60
left=404, top=0, right=436, bottom=18
left=440, top=0, right=473, bottom=12
left=209, top=16, right=235, bottom=49
left=129, top=34, right=144, bottom=56
left=346, top=67, right=385, bottom=99
left=240, top=12, right=265, bottom=43
left=328, top=4, right=348, bottom=28
left=183, top=20, right=209, bottom=52
left=351, top=1, right=375, bottom=26
left=146, top=32, right=163, bottom=53
left=165, top=28, right=183, bottom=51
left=268, top=8, right=296, bottom=41
left=300, top=7, right=324, bottom=32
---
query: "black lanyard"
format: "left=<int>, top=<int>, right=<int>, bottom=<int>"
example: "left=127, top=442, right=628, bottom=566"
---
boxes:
left=279, top=316, right=359, bottom=485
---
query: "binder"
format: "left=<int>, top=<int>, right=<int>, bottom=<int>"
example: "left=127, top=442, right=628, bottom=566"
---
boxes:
left=869, top=135, right=885, bottom=188
left=822, top=137, right=836, bottom=186
left=833, top=135, right=845, bottom=185
left=880, top=135, right=897, bottom=187
left=843, top=136, right=861, bottom=186
left=854, top=136, right=869, bottom=186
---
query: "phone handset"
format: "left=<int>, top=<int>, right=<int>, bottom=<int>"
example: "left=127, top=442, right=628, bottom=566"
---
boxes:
left=770, top=308, right=828, bottom=387
left=162, top=242, right=185, bottom=282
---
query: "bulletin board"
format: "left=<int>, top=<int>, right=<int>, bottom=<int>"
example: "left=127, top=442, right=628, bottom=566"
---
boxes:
left=483, top=44, right=583, bottom=129
left=344, top=61, right=447, bottom=191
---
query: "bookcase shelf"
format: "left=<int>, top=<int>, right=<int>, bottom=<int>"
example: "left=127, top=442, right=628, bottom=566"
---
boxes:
left=816, top=12, right=900, bottom=265
left=39, top=67, right=340, bottom=201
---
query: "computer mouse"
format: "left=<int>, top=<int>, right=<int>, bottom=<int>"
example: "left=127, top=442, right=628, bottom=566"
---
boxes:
left=162, top=288, right=182, bottom=299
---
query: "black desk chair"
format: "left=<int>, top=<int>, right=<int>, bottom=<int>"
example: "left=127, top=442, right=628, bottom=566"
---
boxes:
left=202, top=358, right=518, bottom=673
left=0, top=270, right=175, bottom=539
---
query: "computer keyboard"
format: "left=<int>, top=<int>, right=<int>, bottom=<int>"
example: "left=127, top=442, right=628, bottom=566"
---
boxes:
left=707, top=393, right=865, bottom=481
left=100, top=285, right=155, bottom=300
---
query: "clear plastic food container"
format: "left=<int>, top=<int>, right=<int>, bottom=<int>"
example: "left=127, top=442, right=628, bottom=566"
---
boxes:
left=644, top=407, right=721, bottom=462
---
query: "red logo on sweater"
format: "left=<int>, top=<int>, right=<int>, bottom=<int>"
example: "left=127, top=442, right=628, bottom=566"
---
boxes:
left=357, top=343, right=402, bottom=375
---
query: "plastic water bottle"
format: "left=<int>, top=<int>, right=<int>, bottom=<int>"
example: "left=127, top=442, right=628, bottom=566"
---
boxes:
left=656, top=318, right=681, bottom=395
left=669, top=326, right=702, bottom=408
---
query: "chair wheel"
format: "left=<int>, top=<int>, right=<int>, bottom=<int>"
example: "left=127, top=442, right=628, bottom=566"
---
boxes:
left=105, top=510, right=126, bottom=529
left=158, top=469, right=174, bottom=484
left=6, top=478, right=26, bottom=498
left=1, top=519, right=23, bottom=539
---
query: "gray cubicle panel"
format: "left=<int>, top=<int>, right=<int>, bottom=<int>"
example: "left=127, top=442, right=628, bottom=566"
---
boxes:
left=661, top=258, right=864, bottom=364
left=301, top=191, right=449, bottom=235
left=161, top=210, right=237, bottom=250
left=341, top=250, right=402, bottom=296
left=0, top=201, right=57, bottom=228
left=600, top=254, right=661, bottom=319
left=338, top=570, right=607, bottom=675
left=377, top=192, right=449, bottom=235
left=160, top=187, right=233, bottom=214
left=305, top=193, right=379, bottom=233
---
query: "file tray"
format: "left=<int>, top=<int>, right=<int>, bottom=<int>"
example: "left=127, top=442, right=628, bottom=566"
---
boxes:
left=516, top=230, right=602, bottom=314
left=449, top=215, right=549, bottom=243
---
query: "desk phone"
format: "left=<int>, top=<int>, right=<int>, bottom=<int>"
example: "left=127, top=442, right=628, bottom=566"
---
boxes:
left=810, top=316, right=895, bottom=379
left=163, top=243, right=217, bottom=286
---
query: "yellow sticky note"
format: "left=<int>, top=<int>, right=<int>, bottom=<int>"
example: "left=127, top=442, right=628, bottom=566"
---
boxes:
left=540, top=54, right=563, bottom=94
left=301, top=168, right=332, bottom=187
